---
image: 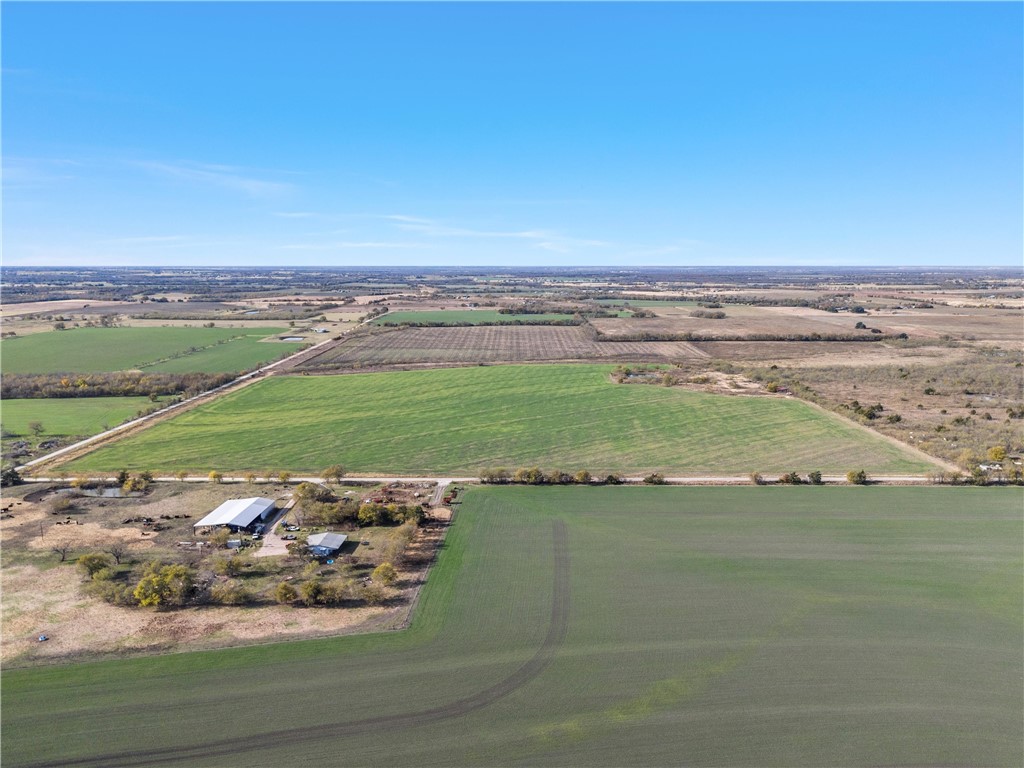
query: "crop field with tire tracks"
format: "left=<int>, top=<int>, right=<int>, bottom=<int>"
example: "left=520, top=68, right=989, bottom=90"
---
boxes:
left=3, top=486, right=1020, bottom=767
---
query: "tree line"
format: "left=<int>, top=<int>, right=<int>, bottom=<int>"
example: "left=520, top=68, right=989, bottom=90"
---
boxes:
left=479, top=467, right=626, bottom=485
left=378, top=318, right=583, bottom=328
left=2, top=371, right=236, bottom=399
left=591, top=329, right=908, bottom=343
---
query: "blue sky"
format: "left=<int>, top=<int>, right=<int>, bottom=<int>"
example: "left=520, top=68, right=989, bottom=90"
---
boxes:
left=3, top=2, right=1021, bottom=268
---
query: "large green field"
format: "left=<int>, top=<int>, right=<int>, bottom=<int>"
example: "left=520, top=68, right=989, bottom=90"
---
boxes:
left=64, top=364, right=936, bottom=475
left=0, top=327, right=301, bottom=374
left=0, top=397, right=154, bottom=438
left=3, top=487, right=1020, bottom=767
left=375, top=309, right=576, bottom=325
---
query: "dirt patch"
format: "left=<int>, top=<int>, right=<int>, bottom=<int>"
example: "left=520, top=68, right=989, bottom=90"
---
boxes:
left=0, top=559, right=395, bottom=664
left=674, top=371, right=765, bottom=396
left=26, top=518, right=154, bottom=552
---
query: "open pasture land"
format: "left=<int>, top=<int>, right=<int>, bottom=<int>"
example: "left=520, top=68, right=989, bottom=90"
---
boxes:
left=63, top=364, right=935, bottom=476
left=374, top=309, right=576, bottom=325
left=0, top=397, right=154, bottom=439
left=590, top=303, right=897, bottom=339
left=300, top=325, right=706, bottom=369
left=591, top=302, right=1023, bottom=347
left=737, top=352, right=1024, bottom=468
left=693, top=340, right=973, bottom=367
left=0, top=327, right=301, bottom=374
left=3, top=486, right=1020, bottom=767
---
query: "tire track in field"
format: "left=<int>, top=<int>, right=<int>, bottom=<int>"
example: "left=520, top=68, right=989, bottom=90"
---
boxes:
left=27, top=521, right=571, bottom=768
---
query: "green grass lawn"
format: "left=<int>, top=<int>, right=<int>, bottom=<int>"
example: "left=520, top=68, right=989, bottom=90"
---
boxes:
left=63, top=364, right=936, bottom=475
left=2, top=486, right=1020, bottom=767
left=375, top=309, right=576, bottom=325
left=0, top=397, right=155, bottom=438
left=0, top=327, right=299, bottom=374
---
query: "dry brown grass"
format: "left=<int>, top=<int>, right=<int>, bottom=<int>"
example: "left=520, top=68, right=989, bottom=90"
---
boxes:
left=1, top=485, right=453, bottom=665
left=728, top=352, right=1024, bottom=468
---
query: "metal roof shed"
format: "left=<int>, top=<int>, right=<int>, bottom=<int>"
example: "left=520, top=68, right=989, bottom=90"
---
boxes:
left=193, top=497, right=277, bottom=530
left=307, top=532, right=348, bottom=556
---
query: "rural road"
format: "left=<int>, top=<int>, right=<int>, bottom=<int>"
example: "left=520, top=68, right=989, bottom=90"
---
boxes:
left=15, top=310, right=390, bottom=474
left=13, top=337, right=340, bottom=473
left=26, top=520, right=572, bottom=768
left=21, top=474, right=943, bottom=486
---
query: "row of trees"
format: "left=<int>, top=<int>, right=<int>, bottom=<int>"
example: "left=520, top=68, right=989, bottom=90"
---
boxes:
left=479, top=467, right=624, bottom=485
left=750, top=470, right=840, bottom=485
left=2, top=371, right=235, bottom=399
left=379, top=318, right=582, bottom=328
left=592, top=330, right=907, bottom=343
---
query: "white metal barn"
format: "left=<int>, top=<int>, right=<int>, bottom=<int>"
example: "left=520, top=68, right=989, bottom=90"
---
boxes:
left=193, top=497, right=277, bottom=532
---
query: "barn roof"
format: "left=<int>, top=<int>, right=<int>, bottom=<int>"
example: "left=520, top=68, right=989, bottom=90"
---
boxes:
left=307, top=532, right=347, bottom=551
left=193, top=497, right=276, bottom=529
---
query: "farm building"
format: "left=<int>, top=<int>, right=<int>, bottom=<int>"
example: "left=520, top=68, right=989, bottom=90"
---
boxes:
left=307, top=532, right=347, bottom=557
left=193, top=497, right=277, bottom=532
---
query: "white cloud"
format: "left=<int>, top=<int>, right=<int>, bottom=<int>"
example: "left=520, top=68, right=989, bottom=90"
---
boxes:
left=382, top=214, right=609, bottom=251
left=97, top=235, right=192, bottom=245
left=280, top=241, right=431, bottom=250
left=134, top=160, right=294, bottom=198
left=2, top=156, right=82, bottom=189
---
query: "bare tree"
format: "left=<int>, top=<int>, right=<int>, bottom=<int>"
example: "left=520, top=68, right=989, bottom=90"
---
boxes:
left=107, top=542, right=129, bottom=565
left=51, top=539, right=73, bottom=562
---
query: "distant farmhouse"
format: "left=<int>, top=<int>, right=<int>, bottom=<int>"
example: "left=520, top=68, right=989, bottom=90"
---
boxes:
left=307, top=532, right=347, bottom=557
left=193, top=497, right=277, bottom=533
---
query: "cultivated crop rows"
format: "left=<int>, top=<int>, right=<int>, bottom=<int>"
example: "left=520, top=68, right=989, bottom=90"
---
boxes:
left=300, top=325, right=705, bottom=369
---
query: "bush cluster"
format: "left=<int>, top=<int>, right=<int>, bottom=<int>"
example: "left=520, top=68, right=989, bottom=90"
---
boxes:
left=2, top=372, right=234, bottom=399
left=479, top=468, right=622, bottom=485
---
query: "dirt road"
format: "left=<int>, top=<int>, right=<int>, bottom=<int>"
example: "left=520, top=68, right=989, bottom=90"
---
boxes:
left=252, top=499, right=294, bottom=558
left=16, top=312, right=387, bottom=475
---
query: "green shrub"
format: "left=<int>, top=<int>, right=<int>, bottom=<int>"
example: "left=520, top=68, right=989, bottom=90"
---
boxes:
left=275, top=581, right=298, bottom=604
left=77, top=553, right=113, bottom=578
left=846, top=469, right=868, bottom=485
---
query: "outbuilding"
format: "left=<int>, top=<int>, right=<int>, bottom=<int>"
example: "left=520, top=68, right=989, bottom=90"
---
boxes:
left=193, top=497, right=277, bottom=533
left=307, top=532, right=348, bottom=557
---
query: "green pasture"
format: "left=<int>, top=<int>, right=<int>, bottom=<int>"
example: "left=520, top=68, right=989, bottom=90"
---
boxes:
left=0, top=327, right=299, bottom=374
left=3, top=486, right=1020, bottom=767
left=64, top=364, right=936, bottom=475
left=0, top=397, right=154, bottom=438
left=374, top=309, right=576, bottom=325
left=144, top=335, right=304, bottom=373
